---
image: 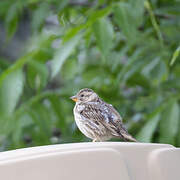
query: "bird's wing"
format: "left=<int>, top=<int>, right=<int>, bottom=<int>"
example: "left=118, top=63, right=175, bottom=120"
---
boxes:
left=80, top=102, right=125, bottom=137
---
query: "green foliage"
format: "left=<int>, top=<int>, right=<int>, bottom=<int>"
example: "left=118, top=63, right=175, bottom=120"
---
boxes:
left=93, top=17, right=114, bottom=56
left=159, top=101, right=179, bottom=144
left=137, top=113, right=161, bottom=142
left=51, top=34, right=82, bottom=78
left=170, top=46, right=180, bottom=66
left=0, top=69, right=24, bottom=116
left=0, top=0, right=180, bottom=150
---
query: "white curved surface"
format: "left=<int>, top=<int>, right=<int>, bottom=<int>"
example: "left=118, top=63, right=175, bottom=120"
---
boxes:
left=148, top=147, right=180, bottom=180
left=0, top=148, right=130, bottom=180
left=0, top=142, right=178, bottom=180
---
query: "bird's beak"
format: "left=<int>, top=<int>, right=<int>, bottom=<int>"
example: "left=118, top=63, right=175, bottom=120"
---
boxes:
left=70, top=96, right=78, bottom=102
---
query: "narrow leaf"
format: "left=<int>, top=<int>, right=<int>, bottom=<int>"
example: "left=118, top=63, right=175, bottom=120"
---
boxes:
left=5, top=2, right=20, bottom=39
left=113, top=2, right=139, bottom=43
left=31, top=2, right=50, bottom=32
left=50, top=34, right=82, bottom=78
left=87, top=7, right=112, bottom=26
left=159, top=101, right=179, bottom=145
left=118, top=47, right=146, bottom=82
left=27, top=60, right=49, bottom=91
left=93, top=18, right=114, bottom=56
left=144, top=1, right=164, bottom=47
left=129, top=0, right=145, bottom=27
left=136, top=113, right=160, bottom=142
left=0, top=69, right=24, bottom=116
left=170, top=46, right=180, bottom=66
left=0, top=50, right=37, bottom=85
left=62, top=7, right=111, bottom=42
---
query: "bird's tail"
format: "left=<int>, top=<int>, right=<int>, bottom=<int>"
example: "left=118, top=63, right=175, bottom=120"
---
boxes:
left=119, top=126, right=137, bottom=142
left=121, top=132, right=137, bottom=142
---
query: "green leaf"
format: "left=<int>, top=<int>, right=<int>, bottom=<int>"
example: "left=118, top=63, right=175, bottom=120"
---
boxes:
left=27, top=60, right=49, bottom=91
left=118, top=47, right=146, bottom=82
left=170, top=46, right=180, bottom=66
left=0, top=50, right=37, bottom=85
left=87, top=6, right=112, bottom=26
left=31, top=104, right=52, bottom=136
left=159, top=101, right=179, bottom=145
left=142, top=57, right=160, bottom=77
left=113, top=2, right=139, bottom=43
left=144, top=1, right=164, bottom=47
left=63, top=7, right=112, bottom=43
left=49, top=96, right=67, bottom=134
left=5, top=2, right=21, bottom=39
left=63, top=24, right=86, bottom=42
left=136, top=113, right=161, bottom=142
left=0, top=57, right=10, bottom=71
left=93, top=18, right=114, bottom=56
left=0, top=1, right=11, bottom=17
left=177, top=122, right=180, bottom=147
left=31, top=2, right=50, bottom=32
left=129, top=0, right=145, bottom=27
left=50, top=34, right=82, bottom=78
left=122, top=60, right=147, bottom=84
left=0, top=69, right=24, bottom=116
left=12, top=113, right=33, bottom=145
left=28, top=106, right=51, bottom=144
left=28, top=33, right=56, bottom=53
left=142, top=58, right=168, bottom=85
left=61, top=58, right=78, bottom=80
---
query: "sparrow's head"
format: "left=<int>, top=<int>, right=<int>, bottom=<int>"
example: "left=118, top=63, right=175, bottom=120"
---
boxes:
left=70, top=88, right=98, bottom=103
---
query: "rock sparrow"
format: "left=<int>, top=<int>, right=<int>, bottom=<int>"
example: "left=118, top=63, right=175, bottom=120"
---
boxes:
left=71, top=88, right=137, bottom=142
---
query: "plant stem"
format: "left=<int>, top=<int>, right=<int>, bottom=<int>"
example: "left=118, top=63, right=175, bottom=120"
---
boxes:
left=144, top=1, right=164, bottom=48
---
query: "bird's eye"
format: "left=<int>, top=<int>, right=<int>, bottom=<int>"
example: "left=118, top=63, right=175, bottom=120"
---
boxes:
left=80, top=94, right=84, bottom=97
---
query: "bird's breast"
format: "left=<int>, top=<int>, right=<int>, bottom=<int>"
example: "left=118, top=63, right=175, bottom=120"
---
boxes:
left=73, top=105, right=85, bottom=123
left=73, top=105, right=94, bottom=139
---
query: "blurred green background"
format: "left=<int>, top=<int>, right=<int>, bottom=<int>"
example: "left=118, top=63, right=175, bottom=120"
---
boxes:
left=0, top=0, right=180, bottom=151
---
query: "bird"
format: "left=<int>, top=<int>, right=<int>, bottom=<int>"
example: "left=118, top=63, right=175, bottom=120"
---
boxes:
left=70, top=88, right=137, bottom=142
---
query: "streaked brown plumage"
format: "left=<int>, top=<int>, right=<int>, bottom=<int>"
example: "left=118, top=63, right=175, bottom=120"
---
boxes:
left=71, top=88, right=137, bottom=142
